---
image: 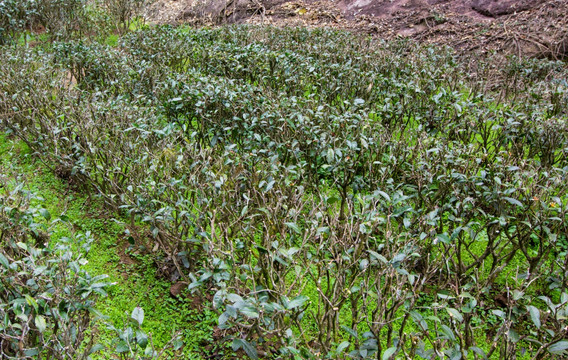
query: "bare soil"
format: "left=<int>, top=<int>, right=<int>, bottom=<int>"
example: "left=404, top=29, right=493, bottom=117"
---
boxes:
left=145, top=0, right=568, bottom=59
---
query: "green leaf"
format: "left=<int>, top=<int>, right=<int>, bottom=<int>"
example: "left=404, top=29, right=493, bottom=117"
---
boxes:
left=368, top=250, right=388, bottom=264
left=492, top=309, right=505, bottom=318
left=512, top=290, right=524, bottom=301
left=341, top=325, right=358, bottom=339
left=0, top=253, right=9, bottom=269
left=336, top=341, right=350, bottom=354
left=35, top=315, right=47, bottom=333
left=287, top=295, right=308, bottom=310
left=446, top=308, right=463, bottom=322
left=376, top=191, right=391, bottom=202
left=354, top=98, right=365, bottom=105
left=239, top=306, right=259, bottom=319
left=383, top=347, right=397, bottom=360
left=219, top=312, right=230, bottom=326
left=325, top=197, right=339, bottom=205
left=242, top=340, right=258, bottom=360
left=265, top=180, right=275, bottom=192
left=327, top=148, right=335, bottom=163
left=527, top=305, right=541, bottom=329
left=233, top=338, right=258, bottom=360
left=508, top=329, right=520, bottom=343
left=131, top=306, right=144, bottom=325
left=469, top=346, right=487, bottom=359
left=116, top=341, right=129, bottom=353
left=410, top=311, right=428, bottom=331
left=25, top=295, right=38, bottom=311
left=136, top=330, right=149, bottom=347
left=227, top=293, right=243, bottom=303
left=144, top=344, right=155, bottom=356
left=285, top=222, right=301, bottom=234
left=23, top=349, right=39, bottom=357
left=437, top=233, right=451, bottom=244
left=426, top=315, right=441, bottom=323
left=439, top=325, right=456, bottom=341
left=548, top=340, right=568, bottom=355
left=88, top=344, right=104, bottom=355
left=39, top=208, right=51, bottom=221
left=173, top=338, right=183, bottom=351
left=503, top=197, right=523, bottom=207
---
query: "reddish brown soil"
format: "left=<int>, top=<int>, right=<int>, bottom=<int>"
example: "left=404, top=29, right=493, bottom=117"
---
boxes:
left=146, top=0, right=568, bottom=59
left=117, top=239, right=138, bottom=266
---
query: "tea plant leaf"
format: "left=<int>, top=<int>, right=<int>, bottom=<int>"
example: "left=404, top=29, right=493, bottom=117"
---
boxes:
left=439, top=325, right=456, bottom=341
left=341, top=325, right=358, bottom=339
left=336, top=341, right=350, bottom=354
left=219, top=312, right=231, bottom=327
left=173, top=338, right=184, bottom=351
left=0, top=253, right=9, bottom=269
left=25, top=294, right=38, bottom=311
left=35, top=315, right=47, bottom=333
left=116, top=341, right=129, bottom=353
left=437, top=233, right=451, bottom=244
left=23, top=349, right=39, bottom=357
left=548, top=341, right=568, bottom=355
left=233, top=338, right=259, bottom=360
left=446, top=308, right=463, bottom=322
left=503, top=197, right=523, bottom=207
left=239, top=306, right=260, bottom=319
left=39, top=208, right=51, bottom=221
left=287, top=295, right=309, bottom=310
left=131, top=306, right=144, bottom=326
left=382, top=347, right=397, bottom=360
left=88, top=344, right=104, bottom=355
left=368, top=250, right=388, bottom=264
left=527, top=305, right=541, bottom=329
left=136, top=330, right=148, bottom=347
left=508, top=329, right=520, bottom=343
left=469, top=346, right=487, bottom=359
left=327, top=148, right=335, bottom=163
left=285, top=222, right=301, bottom=234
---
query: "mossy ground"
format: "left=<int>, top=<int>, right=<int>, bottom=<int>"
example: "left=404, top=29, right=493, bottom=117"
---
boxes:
left=0, top=133, right=222, bottom=358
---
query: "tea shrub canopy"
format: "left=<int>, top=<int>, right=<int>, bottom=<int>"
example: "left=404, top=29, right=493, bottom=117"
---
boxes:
left=1, top=23, right=568, bottom=359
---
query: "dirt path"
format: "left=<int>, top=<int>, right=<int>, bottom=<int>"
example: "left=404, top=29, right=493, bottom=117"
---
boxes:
left=146, top=0, right=568, bottom=59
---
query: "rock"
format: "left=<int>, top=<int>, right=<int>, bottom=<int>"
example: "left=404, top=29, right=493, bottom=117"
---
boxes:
left=471, top=0, right=542, bottom=17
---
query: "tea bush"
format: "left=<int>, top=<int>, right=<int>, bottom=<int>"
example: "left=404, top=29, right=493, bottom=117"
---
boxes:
left=0, top=0, right=36, bottom=45
left=1, top=25, right=568, bottom=358
left=0, top=176, right=109, bottom=358
left=0, top=167, right=183, bottom=359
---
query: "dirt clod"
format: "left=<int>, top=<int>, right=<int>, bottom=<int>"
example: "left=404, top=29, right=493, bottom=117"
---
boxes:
left=169, top=281, right=188, bottom=297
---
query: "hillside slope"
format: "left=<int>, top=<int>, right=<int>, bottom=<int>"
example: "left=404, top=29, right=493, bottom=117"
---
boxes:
left=147, top=0, right=568, bottom=58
